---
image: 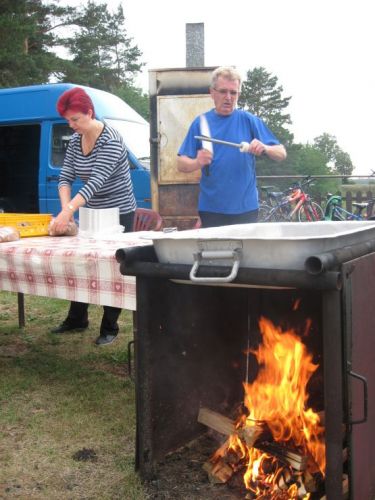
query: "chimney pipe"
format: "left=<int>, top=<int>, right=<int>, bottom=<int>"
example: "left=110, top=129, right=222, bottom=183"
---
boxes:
left=186, top=23, right=204, bottom=67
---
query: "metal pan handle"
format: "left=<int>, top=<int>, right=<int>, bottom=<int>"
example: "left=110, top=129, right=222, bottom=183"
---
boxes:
left=189, top=249, right=241, bottom=283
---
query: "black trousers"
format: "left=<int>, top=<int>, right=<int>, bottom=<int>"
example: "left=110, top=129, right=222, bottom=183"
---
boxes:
left=199, top=209, right=258, bottom=228
left=66, top=301, right=121, bottom=335
left=65, top=211, right=135, bottom=335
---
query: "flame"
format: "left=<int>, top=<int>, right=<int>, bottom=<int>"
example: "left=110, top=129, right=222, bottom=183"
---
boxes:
left=212, top=316, right=325, bottom=498
left=245, top=317, right=325, bottom=470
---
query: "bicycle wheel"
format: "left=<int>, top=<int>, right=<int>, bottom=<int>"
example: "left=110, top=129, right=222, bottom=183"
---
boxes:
left=298, top=201, right=324, bottom=222
left=258, top=204, right=272, bottom=222
left=268, top=207, right=290, bottom=222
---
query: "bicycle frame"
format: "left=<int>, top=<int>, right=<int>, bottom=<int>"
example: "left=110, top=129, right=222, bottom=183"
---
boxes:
left=268, top=189, right=318, bottom=221
left=259, top=176, right=324, bottom=222
left=324, top=194, right=369, bottom=221
left=331, top=205, right=363, bottom=221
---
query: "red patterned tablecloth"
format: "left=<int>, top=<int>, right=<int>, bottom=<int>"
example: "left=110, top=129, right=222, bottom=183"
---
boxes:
left=0, top=235, right=151, bottom=311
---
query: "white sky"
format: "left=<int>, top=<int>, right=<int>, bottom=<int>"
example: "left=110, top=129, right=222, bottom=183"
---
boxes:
left=64, top=0, right=375, bottom=175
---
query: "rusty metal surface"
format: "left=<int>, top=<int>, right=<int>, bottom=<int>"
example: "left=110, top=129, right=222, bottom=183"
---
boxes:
left=149, top=67, right=215, bottom=96
left=157, top=94, right=212, bottom=184
left=343, top=254, right=375, bottom=499
left=149, top=67, right=214, bottom=229
left=158, top=184, right=199, bottom=216
left=161, top=217, right=199, bottom=230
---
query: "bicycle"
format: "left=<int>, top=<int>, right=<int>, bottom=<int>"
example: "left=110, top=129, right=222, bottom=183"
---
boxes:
left=258, top=185, right=287, bottom=222
left=259, top=185, right=285, bottom=208
left=259, top=177, right=324, bottom=222
left=324, top=193, right=375, bottom=221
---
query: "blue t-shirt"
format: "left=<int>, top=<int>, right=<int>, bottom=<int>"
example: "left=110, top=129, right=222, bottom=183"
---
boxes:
left=178, top=108, right=280, bottom=214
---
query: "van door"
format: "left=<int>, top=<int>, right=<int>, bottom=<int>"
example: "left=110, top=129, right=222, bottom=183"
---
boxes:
left=0, top=123, right=41, bottom=213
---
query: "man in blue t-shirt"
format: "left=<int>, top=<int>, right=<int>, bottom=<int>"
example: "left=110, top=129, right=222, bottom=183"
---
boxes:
left=177, top=66, right=287, bottom=228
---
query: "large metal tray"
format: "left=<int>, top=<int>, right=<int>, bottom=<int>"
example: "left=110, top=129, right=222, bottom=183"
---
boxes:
left=150, top=222, right=375, bottom=275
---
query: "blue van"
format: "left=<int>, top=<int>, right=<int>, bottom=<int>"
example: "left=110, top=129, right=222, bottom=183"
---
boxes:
left=0, top=83, right=151, bottom=215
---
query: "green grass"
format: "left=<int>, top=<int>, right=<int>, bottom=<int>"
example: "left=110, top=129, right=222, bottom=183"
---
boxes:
left=0, top=291, right=148, bottom=499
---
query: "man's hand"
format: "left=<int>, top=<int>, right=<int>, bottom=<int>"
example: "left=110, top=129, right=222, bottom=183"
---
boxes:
left=240, top=139, right=267, bottom=156
left=240, top=140, right=287, bottom=161
left=197, top=148, right=213, bottom=167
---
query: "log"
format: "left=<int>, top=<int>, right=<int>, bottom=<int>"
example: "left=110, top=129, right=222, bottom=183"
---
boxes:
left=198, top=407, right=264, bottom=446
left=255, top=441, right=308, bottom=472
left=197, top=407, right=234, bottom=436
left=238, top=425, right=264, bottom=448
left=303, top=470, right=317, bottom=493
left=203, top=458, right=233, bottom=484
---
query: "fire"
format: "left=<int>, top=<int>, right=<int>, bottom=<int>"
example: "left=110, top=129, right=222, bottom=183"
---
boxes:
left=211, top=316, right=325, bottom=498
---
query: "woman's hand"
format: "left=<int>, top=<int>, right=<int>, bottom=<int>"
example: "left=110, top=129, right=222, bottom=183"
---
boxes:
left=50, top=207, right=73, bottom=235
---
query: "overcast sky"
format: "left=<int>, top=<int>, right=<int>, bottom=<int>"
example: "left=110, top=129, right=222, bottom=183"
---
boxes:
left=65, top=0, right=375, bottom=175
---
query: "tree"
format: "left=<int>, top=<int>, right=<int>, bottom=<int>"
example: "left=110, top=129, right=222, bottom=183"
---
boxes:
left=313, top=133, right=354, bottom=178
left=0, top=0, right=148, bottom=119
left=0, top=0, right=73, bottom=87
left=61, top=2, right=144, bottom=92
left=116, top=85, right=149, bottom=120
left=333, top=149, right=354, bottom=179
left=238, top=67, right=294, bottom=147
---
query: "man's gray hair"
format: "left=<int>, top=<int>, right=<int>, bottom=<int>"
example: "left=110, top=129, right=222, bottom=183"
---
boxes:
left=211, top=66, right=242, bottom=88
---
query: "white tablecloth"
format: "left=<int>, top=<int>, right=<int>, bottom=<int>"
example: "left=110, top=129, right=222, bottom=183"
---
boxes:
left=0, top=234, right=152, bottom=310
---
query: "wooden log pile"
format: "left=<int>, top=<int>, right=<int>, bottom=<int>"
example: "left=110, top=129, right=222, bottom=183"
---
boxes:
left=198, top=407, right=349, bottom=499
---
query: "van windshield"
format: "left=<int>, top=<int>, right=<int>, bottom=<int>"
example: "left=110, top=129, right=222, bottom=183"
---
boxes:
left=105, top=119, right=150, bottom=164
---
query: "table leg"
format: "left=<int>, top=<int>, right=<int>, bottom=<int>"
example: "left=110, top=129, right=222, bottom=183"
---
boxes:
left=17, top=292, right=25, bottom=328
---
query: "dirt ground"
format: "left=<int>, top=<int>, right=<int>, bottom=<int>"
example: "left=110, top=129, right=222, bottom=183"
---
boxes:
left=143, top=434, right=250, bottom=500
left=142, top=433, right=327, bottom=500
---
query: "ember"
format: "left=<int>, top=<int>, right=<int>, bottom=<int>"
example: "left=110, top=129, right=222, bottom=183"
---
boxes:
left=206, top=317, right=325, bottom=498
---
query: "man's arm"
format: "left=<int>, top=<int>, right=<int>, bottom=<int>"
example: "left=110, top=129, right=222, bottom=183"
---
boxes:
left=263, top=144, right=287, bottom=162
left=177, top=149, right=213, bottom=173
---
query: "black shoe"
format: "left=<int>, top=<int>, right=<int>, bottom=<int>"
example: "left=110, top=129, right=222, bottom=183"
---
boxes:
left=51, top=321, right=89, bottom=334
left=95, top=334, right=118, bottom=346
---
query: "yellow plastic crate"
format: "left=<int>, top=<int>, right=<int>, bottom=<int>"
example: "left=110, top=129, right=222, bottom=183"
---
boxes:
left=0, top=213, right=52, bottom=237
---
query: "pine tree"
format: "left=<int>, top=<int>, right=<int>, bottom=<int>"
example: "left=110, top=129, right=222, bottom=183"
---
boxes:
left=0, top=0, right=73, bottom=86
left=238, top=67, right=293, bottom=146
left=61, top=2, right=143, bottom=92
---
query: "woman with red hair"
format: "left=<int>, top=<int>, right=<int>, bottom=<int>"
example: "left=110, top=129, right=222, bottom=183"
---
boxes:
left=50, top=86, right=136, bottom=345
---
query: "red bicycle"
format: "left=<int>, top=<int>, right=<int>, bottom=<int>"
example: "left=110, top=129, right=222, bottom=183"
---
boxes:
left=259, top=177, right=324, bottom=222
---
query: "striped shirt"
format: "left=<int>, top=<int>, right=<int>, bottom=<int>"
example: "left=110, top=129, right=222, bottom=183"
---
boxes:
left=58, top=125, right=136, bottom=214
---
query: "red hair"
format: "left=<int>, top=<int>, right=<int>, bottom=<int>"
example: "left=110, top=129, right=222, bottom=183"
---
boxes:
left=56, top=87, right=95, bottom=117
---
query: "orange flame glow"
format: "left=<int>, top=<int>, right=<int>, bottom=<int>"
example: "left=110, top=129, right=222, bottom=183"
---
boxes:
left=212, top=316, right=325, bottom=498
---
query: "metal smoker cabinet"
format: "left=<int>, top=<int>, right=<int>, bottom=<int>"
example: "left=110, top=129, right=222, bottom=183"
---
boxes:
left=149, top=67, right=216, bottom=229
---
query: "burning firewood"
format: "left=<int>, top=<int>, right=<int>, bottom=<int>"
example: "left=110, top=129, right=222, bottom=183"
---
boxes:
left=197, top=317, right=334, bottom=498
left=303, top=470, right=317, bottom=493
left=198, top=407, right=235, bottom=436
left=198, top=407, right=266, bottom=484
left=197, top=407, right=264, bottom=446
left=202, top=458, right=233, bottom=484
left=254, top=441, right=308, bottom=472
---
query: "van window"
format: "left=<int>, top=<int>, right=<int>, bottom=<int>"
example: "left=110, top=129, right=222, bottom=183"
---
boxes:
left=105, top=118, right=150, bottom=165
left=51, top=120, right=151, bottom=170
left=52, top=124, right=72, bottom=167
